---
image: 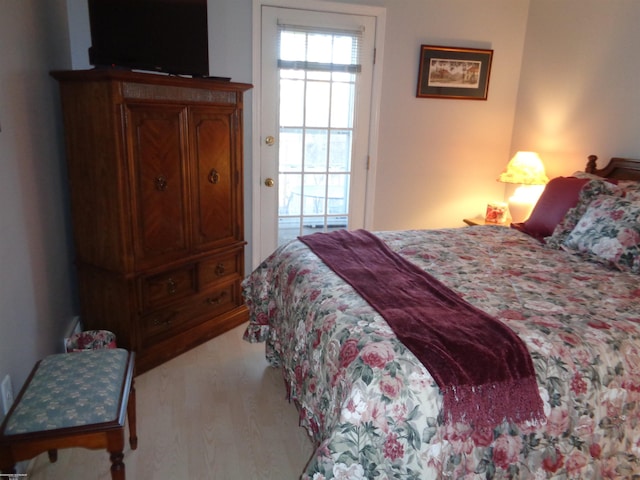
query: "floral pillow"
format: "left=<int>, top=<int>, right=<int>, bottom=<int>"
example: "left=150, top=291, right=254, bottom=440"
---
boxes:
left=563, top=195, right=640, bottom=273
left=619, top=180, right=640, bottom=201
left=545, top=179, right=624, bottom=248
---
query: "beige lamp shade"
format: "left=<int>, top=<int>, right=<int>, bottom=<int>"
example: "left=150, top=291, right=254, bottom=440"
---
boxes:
left=498, top=151, right=548, bottom=223
left=497, top=151, right=549, bottom=185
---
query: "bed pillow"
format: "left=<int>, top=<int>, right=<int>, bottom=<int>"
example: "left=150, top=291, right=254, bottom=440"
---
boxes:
left=511, top=177, right=588, bottom=241
left=572, top=171, right=618, bottom=182
left=545, top=179, right=624, bottom=248
left=573, top=171, right=640, bottom=198
left=563, top=195, right=640, bottom=273
left=619, top=180, right=640, bottom=201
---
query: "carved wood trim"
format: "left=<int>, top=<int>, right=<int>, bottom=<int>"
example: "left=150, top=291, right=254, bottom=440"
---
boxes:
left=122, top=82, right=236, bottom=105
left=586, top=154, right=640, bottom=181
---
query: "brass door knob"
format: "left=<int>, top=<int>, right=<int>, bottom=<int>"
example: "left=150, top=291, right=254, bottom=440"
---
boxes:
left=265, top=135, right=275, bottom=146
left=264, top=178, right=275, bottom=187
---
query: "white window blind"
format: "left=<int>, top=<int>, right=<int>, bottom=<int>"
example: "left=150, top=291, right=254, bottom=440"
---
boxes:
left=277, top=23, right=363, bottom=73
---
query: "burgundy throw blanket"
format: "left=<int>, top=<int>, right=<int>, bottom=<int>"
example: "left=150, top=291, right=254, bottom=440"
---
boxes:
left=299, top=229, right=545, bottom=430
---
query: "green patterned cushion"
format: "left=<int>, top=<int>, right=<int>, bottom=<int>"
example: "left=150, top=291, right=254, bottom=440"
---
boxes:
left=3, top=349, right=128, bottom=435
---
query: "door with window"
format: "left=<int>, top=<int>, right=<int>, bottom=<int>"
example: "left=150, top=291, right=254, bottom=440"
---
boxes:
left=257, top=5, right=378, bottom=262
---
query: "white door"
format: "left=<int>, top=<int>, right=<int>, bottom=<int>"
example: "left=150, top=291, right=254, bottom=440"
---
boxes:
left=254, top=3, right=381, bottom=263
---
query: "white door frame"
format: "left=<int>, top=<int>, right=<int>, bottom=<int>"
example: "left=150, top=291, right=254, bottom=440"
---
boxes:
left=250, top=0, right=386, bottom=270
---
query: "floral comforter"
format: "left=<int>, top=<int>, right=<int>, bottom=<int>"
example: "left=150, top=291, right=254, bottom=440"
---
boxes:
left=243, top=226, right=640, bottom=479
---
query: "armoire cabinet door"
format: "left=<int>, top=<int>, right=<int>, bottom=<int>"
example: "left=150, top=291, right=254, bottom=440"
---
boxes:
left=189, top=106, right=241, bottom=251
left=126, top=104, right=191, bottom=269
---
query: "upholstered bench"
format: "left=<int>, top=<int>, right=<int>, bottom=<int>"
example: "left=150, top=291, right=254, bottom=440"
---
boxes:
left=0, top=349, right=136, bottom=480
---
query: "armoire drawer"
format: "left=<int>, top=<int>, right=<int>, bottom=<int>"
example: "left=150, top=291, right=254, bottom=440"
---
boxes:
left=140, top=282, right=241, bottom=345
left=141, top=266, right=197, bottom=311
left=198, top=249, right=242, bottom=288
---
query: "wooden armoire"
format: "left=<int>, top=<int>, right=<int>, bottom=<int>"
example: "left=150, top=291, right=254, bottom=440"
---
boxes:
left=51, top=69, right=252, bottom=374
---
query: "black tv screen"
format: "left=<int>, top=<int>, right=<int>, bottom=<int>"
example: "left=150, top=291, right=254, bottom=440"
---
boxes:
left=88, top=0, right=209, bottom=77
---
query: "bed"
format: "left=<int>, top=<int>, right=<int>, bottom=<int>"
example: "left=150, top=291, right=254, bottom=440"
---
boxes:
left=243, top=155, right=640, bottom=479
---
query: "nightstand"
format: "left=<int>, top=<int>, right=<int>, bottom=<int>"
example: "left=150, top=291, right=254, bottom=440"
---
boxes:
left=463, top=217, right=510, bottom=227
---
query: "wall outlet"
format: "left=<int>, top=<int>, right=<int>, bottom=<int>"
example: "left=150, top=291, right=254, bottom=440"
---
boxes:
left=1, top=374, right=14, bottom=415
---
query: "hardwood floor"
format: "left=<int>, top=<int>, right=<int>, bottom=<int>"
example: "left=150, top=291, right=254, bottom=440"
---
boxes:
left=27, top=322, right=314, bottom=479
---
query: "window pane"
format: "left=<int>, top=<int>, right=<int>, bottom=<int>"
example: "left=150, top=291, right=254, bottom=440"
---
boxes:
left=305, top=81, right=330, bottom=127
left=307, top=34, right=333, bottom=63
left=281, top=69, right=305, bottom=80
left=302, top=174, right=326, bottom=215
left=280, top=128, right=303, bottom=172
left=307, top=71, right=331, bottom=81
left=329, top=131, right=352, bottom=172
left=327, top=215, right=348, bottom=229
left=280, top=31, right=306, bottom=61
left=280, top=79, right=304, bottom=126
left=279, top=173, right=302, bottom=215
left=332, top=71, right=355, bottom=82
left=332, top=35, right=355, bottom=64
left=330, top=83, right=354, bottom=128
left=304, top=129, right=328, bottom=172
left=327, top=174, right=349, bottom=215
left=302, top=216, right=325, bottom=230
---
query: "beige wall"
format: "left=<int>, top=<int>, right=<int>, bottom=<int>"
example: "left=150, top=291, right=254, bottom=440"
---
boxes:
left=511, top=0, right=640, bottom=178
left=372, top=0, right=530, bottom=229
left=0, top=0, right=75, bottom=404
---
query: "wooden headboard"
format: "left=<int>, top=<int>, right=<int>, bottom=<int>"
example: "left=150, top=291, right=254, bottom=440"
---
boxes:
left=586, top=154, right=640, bottom=181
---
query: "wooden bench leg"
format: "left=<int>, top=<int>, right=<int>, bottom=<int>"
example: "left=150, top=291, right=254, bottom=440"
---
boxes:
left=48, top=449, right=58, bottom=463
left=109, top=450, right=125, bottom=480
left=0, top=446, right=16, bottom=474
left=127, top=379, right=138, bottom=450
left=107, top=429, right=126, bottom=480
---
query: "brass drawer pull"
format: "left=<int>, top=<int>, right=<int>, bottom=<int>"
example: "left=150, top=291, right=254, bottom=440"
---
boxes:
left=155, top=175, right=168, bottom=191
left=206, top=292, right=227, bottom=305
left=153, top=317, right=172, bottom=326
left=167, top=278, right=177, bottom=294
left=214, top=263, right=225, bottom=276
left=208, top=168, right=220, bottom=184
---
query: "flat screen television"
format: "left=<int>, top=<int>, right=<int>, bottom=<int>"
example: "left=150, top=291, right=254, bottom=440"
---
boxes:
left=87, top=0, right=209, bottom=77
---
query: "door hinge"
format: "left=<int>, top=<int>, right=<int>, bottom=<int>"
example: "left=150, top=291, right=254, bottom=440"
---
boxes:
left=373, top=48, right=376, bottom=65
left=366, top=155, right=371, bottom=170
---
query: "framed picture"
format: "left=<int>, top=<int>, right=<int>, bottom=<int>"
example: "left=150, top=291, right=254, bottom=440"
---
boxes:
left=416, top=45, right=493, bottom=100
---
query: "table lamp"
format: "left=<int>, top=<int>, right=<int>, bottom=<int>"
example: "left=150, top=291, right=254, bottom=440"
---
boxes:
left=498, top=151, right=548, bottom=223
